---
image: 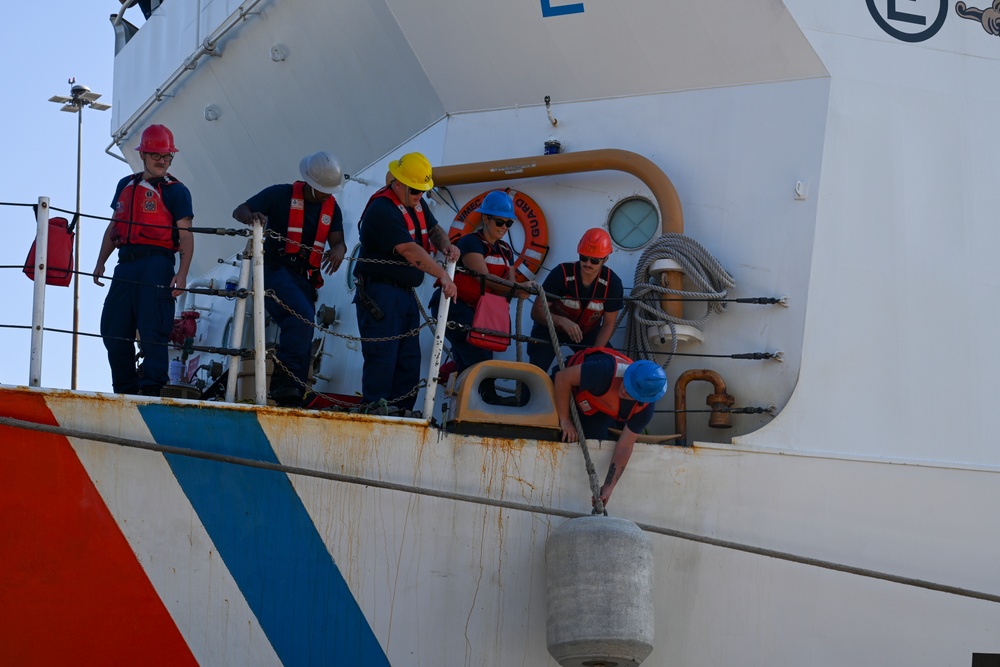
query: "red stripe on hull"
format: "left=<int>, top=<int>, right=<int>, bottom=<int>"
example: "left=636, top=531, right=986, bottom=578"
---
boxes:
left=0, top=391, right=198, bottom=666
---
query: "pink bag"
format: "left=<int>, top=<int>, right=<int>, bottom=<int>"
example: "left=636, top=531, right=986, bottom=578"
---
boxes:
left=467, top=292, right=510, bottom=352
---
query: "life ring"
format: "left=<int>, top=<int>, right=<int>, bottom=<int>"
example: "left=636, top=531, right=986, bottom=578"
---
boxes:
left=448, top=189, right=549, bottom=283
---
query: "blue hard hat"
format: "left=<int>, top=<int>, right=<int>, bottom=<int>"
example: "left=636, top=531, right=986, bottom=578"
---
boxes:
left=623, top=361, right=668, bottom=403
left=474, top=191, right=516, bottom=220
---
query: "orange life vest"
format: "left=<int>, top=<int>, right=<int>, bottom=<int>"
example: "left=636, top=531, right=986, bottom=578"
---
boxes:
left=364, top=185, right=433, bottom=253
left=111, top=174, right=181, bottom=250
left=567, top=347, right=646, bottom=421
left=551, top=263, right=613, bottom=335
left=454, top=231, right=513, bottom=306
left=284, top=181, right=336, bottom=269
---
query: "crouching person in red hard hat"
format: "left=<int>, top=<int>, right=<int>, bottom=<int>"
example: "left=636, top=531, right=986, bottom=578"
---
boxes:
left=94, top=124, right=194, bottom=396
left=528, top=228, right=624, bottom=374
left=554, top=348, right=668, bottom=507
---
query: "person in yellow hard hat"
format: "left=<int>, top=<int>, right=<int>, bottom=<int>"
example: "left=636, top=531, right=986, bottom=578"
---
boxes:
left=353, top=152, right=460, bottom=415
left=232, top=151, right=347, bottom=407
left=93, top=124, right=194, bottom=396
left=528, top=228, right=624, bottom=373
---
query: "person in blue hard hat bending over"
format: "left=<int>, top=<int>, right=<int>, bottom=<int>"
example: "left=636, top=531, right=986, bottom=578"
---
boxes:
left=354, top=152, right=460, bottom=414
left=233, top=151, right=347, bottom=407
left=554, top=348, right=668, bottom=507
left=94, top=124, right=194, bottom=397
left=433, top=190, right=517, bottom=376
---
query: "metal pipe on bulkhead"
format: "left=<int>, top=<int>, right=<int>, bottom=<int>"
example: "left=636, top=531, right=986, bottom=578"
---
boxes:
left=433, top=149, right=686, bottom=321
left=673, top=369, right=735, bottom=447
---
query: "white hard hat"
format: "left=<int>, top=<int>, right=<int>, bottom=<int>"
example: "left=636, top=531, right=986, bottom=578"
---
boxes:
left=299, top=151, right=344, bottom=194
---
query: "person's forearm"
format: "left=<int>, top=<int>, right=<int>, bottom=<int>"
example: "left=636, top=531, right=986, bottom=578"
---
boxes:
left=398, top=243, right=447, bottom=279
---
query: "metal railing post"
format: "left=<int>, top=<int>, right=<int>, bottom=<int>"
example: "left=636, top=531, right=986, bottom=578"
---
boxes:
left=224, top=242, right=253, bottom=403
left=422, top=259, right=457, bottom=420
left=29, top=197, right=50, bottom=387
left=252, top=221, right=267, bottom=405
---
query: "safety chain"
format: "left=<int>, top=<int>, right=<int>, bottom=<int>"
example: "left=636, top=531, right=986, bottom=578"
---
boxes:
left=269, top=353, right=424, bottom=412
left=263, top=229, right=411, bottom=268
left=264, top=289, right=430, bottom=343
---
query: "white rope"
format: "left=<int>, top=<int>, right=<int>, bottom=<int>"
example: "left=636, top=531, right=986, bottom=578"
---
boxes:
left=623, top=233, right=735, bottom=365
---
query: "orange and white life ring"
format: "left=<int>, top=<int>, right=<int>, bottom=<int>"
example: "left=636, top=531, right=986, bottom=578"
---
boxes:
left=448, top=189, right=549, bottom=283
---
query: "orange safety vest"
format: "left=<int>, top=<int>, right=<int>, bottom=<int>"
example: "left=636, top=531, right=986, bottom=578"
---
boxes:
left=363, top=185, right=433, bottom=253
left=454, top=231, right=513, bottom=306
left=284, top=181, right=336, bottom=269
left=551, top=263, right=613, bottom=335
left=111, top=174, right=181, bottom=250
left=567, top=347, right=646, bottom=421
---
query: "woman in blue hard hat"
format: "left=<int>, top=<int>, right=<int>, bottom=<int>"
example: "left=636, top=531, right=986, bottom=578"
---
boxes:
left=433, top=190, right=517, bottom=379
left=554, top=348, right=668, bottom=506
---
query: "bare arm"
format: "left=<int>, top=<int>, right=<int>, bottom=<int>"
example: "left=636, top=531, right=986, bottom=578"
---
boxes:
left=593, top=309, right=619, bottom=349
left=599, top=427, right=640, bottom=506
left=395, top=241, right=457, bottom=299
left=553, top=363, right=583, bottom=442
left=232, top=203, right=265, bottom=226
left=322, top=231, right=347, bottom=274
left=92, top=223, right=118, bottom=287
left=171, top=216, right=194, bottom=297
left=531, top=291, right=583, bottom=343
left=428, top=225, right=459, bottom=262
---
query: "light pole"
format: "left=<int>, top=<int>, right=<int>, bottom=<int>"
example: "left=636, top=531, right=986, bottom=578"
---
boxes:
left=49, top=78, right=110, bottom=390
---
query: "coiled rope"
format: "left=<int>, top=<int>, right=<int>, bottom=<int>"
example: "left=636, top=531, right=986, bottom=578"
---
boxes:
left=623, top=233, right=735, bottom=364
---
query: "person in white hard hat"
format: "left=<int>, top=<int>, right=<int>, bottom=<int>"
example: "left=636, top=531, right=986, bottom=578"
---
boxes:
left=233, top=151, right=347, bottom=407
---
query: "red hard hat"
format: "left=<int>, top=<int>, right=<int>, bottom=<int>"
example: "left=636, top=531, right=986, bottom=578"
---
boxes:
left=577, top=228, right=613, bottom=258
left=136, top=124, right=179, bottom=153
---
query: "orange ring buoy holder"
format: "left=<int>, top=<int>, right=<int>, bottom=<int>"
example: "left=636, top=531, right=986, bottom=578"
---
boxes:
left=448, top=189, right=549, bottom=283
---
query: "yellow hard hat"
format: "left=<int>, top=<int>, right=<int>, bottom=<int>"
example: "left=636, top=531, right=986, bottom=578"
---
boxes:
left=388, top=152, right=434, bottom=191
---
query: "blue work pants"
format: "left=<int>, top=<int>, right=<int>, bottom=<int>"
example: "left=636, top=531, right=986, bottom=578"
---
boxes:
left=264, top=264, right=317, bottom=393
left=355, top=282, right=421, bottom=410
left=100, top=253, right=175, bottom=394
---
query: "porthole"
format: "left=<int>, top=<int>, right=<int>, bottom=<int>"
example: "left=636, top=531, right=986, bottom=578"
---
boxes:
left=346, top=243, right=361, bottom=291
left=608, top=197, right=658, bottom=249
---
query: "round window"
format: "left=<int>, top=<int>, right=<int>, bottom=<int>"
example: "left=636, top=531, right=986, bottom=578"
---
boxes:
left=608, top=197, right=659, bottom=249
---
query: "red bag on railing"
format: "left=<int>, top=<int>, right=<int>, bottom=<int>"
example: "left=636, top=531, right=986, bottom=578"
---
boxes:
left=467, top=292, right=511, bottom=352
left=23, top=217, right=75, bottom=287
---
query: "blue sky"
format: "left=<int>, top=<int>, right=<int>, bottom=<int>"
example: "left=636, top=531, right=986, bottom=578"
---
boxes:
left=0, top=4, right=144, bottom=391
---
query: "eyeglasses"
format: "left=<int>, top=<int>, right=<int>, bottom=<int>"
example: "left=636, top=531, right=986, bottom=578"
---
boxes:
left=489, top=216, right=514, bottom=229
left=579, top=255, right=605, bottom=265
left=407, top=186, right=424, bottom=196
left=145, top=153, right=174, bottom=163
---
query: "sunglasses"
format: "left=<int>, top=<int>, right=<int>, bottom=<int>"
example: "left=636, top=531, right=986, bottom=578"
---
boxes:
left=489, top=216, right=514, bottom=228
left=407, top=186, right=424, bottom=196
left=579, top=255, right=605, bottom=265
left=145, top=152, right=174, bottom=163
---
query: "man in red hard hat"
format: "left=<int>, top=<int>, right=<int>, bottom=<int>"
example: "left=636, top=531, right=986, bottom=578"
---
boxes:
left=528, top=228, right=624, bottom=373
left=94, top=124, right=194, bottom=396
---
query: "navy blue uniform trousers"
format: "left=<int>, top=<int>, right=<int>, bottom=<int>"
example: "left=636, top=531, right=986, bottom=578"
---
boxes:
left=264, top=263, right=317, bottom=393
left=100, top=253, right=175, bottom=394
left=355, top=281, right=421, bottom=410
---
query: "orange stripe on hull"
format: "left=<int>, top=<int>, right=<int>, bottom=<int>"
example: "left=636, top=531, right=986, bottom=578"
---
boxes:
left=0, top=390, right=198, bottom=666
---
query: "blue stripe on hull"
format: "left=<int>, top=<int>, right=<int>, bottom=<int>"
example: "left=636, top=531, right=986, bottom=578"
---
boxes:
left=139, top=405, right=390, bottom=666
